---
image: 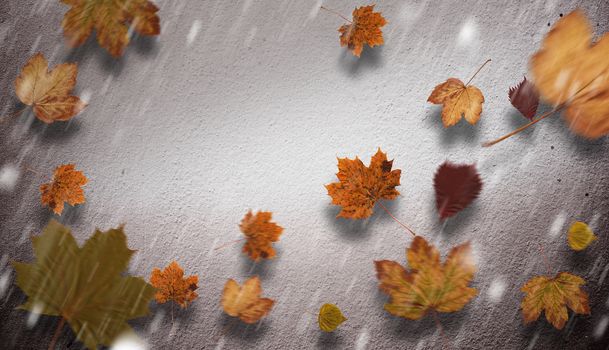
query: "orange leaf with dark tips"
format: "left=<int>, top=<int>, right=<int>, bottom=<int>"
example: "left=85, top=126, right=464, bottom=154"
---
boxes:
left=240, top=210, right=284, bottom=261
left=509, top=77, right=539, bottom=120
left=434, top=162, right=482, bottom=219
left=40, top=164, right=88, bottom=215
left=150, top=261, right=198, bottom=308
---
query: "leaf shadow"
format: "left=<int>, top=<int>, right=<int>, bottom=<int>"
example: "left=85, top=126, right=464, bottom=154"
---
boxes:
left=323, top=200, right=400, bottom=243
left=316, top=330, right=345, bottom=349
left=27, top=114, right=83, bottom=144
left=215, top=313, right=271, bottom=343
left=424, top=106, right=480, bottom=148
left=337, top=46, right=384, bottom=77
left=239, top=251, right=278, bottom=281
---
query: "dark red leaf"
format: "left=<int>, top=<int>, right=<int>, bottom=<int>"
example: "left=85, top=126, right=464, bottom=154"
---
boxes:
left=509, top=77, right=540, bottom=120
left=434, top=162, right=482, bottom=220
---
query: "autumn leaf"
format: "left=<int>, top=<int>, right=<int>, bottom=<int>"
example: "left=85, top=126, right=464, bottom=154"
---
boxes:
left=434, top=162, right=482, bottom=219
left=150, top=261, right=198, bottom=308
left=318, top=303, right=347, bottom=332
left=326, top=148, right=400, bottom=219
left=333, top=5, right=387, bottom=57
left=40, top=164, right=88, bottom=215
left=221, top=276, right=274, bottom=324
left=239, top=210, right=284, bottom=261
left=530, top=10, right=609, bottom=138
left=12, top=220, right=155, bottom=350
left=14, top=53, right=86, bottom=123
left=521, top=272, right=590, bottom=329
left=375, top=236, right=477, bottom=320
left=509, top=77, right=540, bottom=120
left=567, top=221, right=597, bottom=251
left=61, top=0, right=161, bottom=57
left=428, top=78, right=485, bottom=127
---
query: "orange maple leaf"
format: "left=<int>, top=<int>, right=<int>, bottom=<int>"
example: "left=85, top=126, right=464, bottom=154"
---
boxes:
left=221, top=276, right=274, bottom=324
left=240, top=210, right=284, bottom=261
left=428, top=78, right=485, bottom=127
left=338, top=5, right=387, bottom=57
left=14, top=53, right=86, bottom=123
left=40, top=164, right=88, bottom=215
left=150, top=261, right=198, bottom=308
left=326, top=148, right=400, bottom=219
left=61, top=0, right=161, bottom=57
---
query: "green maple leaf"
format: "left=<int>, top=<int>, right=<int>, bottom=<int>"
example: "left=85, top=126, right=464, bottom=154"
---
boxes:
left=12, top=219, right=155, bottom=349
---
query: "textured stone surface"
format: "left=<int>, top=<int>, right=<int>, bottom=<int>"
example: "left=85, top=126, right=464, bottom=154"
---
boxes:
left=1, top=0, right=609, bottom=349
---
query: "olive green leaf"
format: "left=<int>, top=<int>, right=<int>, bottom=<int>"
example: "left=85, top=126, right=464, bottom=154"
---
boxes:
left=318, top=303, right=347, bottom=332
left=567, top=221, right=597, bottom=251
left=12, top=220, right=155, bottom=350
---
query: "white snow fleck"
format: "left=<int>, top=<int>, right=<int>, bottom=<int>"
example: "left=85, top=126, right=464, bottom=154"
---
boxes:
left=487, top=278, right=506, bottom=303
left=26, top=303, right=43, bottom=328
left=0, top=164, right=20, bottom=192
left=594, top=315, right=608, bottom=340
left=457, top=19, right=477, bottom=46
left=549, top=211, right=567, bottom=238
left=214, top=336, right=225, bottom=350
left=0, top=270, right=10, bottom=299
left=599, top=262, right=609, bottom=286
left=244, top=26, right=257, bottom=47
left=80, top=89, right=93, bottom=104
left=110, top=333, right=148, bottom=350
left=526, top=331, right=539, bottom=350
left=241, top=0, right=253, bottom=14
left=308, top=1, right=322, bottom=20
left=148, top=310, right=164, bottom=333
left=187, top=20, right=202, bottom=46
left=355, top=327, right=369, bottom=350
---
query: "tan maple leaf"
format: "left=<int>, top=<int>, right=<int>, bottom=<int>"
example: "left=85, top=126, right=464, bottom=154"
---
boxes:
left=521, top=272, right=590, bottom=329
left=375, top=236, right=477, bottom=320
left=150, top=261, right=198, bottom=308
left=240, top=210, right=284, bottom=261
left=530, top=10, right=609, bottom=138
left=326, top=148, right=400, bottom=219
left=221, top=276, right=274, bottom=324
left=61, top=0, right=161, bottom=57
left=338, top=5, right=387, bottom=57
left=428, top=78, right=485, bottom=127
left=40, top=164, right=88, bottom=215
left=14, top=53, right=86, bottom=123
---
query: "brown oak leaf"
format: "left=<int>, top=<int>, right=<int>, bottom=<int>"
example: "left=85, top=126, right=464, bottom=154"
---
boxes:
left=150, top=261, right=198, bottom=308
left=509, top=77, right=540, bottom=120
left=40, top=164, right=88, bottom=215
left=240, top=210, right=284, bottom=261
left=428, top=78, right=484, bottom=127
left=221, top=276, right=274, bottom=324
left=434, top=162, right=482, bottom=219
left=14, top=53, right=86, bottom=123
left=326, top=148, right=400, bottom=219
left=521, top=272, right=590, bottom=329
left=375, top=236, right=477, bottom=320
left=338, top=5, right=387, bottom=57
left=61, top=0, right=161, bottom=57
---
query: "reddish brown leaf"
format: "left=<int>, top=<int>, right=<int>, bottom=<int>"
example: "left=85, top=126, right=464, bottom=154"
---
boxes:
left=434, top=162, right=482, bottom=219
left=509, top=77, right=539, bottom=120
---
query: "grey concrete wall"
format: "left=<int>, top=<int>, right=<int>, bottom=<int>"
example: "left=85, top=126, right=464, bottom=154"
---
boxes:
left=1, top=0, right=608, bottom=349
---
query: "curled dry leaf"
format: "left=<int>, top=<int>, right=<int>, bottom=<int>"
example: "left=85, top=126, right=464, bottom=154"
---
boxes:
left=61, top=0, right=161, bottom=57
left=428, top=78, right=484, bottom=127
left=150, top=261, right=198, bottom=308
left=434, top=162, right=482, bottom=219
left=531, top=10, right=609, bottom=138
left=40, top=164, right=88, bottom=215
left=12, top=220, right=155, bottom=350
left=509, top=77, right=540, bottom=120
left=338, top=5, right=387, bottom=57
left=326, top=148, right=400, bottom=219
left=521, top=272, right=590, bottom=329
left=14, top=53, right=86, bottom=123
left=375, top=236, right=477, bottom=320
left=240, top=210, right=284, bottom=261
left=221, top=276, right=274, bottom=324
left=567, top=221, right=597, bottom=251
left=318, top=303, right=347, bottom=332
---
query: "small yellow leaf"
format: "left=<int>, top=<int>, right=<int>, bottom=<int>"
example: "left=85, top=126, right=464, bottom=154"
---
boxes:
left=318, top=303, right=347, bottom=332
left=567, top=221, right=597, bottom=251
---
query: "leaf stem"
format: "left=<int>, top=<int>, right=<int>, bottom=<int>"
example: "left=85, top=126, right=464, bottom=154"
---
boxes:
left=48, top=317, right=66, bottom=350
left=465, top=59, right=491, bottom=86
left=214, top=238, right=246, bottom=251
left=432, top=311, right=450, bottom=349
left=482, top=106, right=562, bottom=147
left=320, top=6, right=352, bottom=23
left=377, top=201, right=417, bottom=237
left=538, top=243, right=552, bottom=276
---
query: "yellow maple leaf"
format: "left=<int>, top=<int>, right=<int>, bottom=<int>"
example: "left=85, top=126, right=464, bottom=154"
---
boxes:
left=40, top=164, right=88, bottom=215
left=61, top=0, right=161, bottom=57
left=521, top=272, right=590, bottom=329
left=531, top=10, right=609, bottom=138
left=150, top=261, right=198, bottom=308
left=428, top=78, right=485, bottom=127
left=221, top=276, right=274, bottom=324
left=14, top=53, right=86, bottom=123
left=318, top=303, right=347, bottom=332
left=567, top=221, right=597, bottom=251
left=375, top=236, right=477, bottom=320
left=326, top=148, right=401, bottom=219
left=338, top=5, right=387, bottom=57
left=240, top=210, right=284, bottom=261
